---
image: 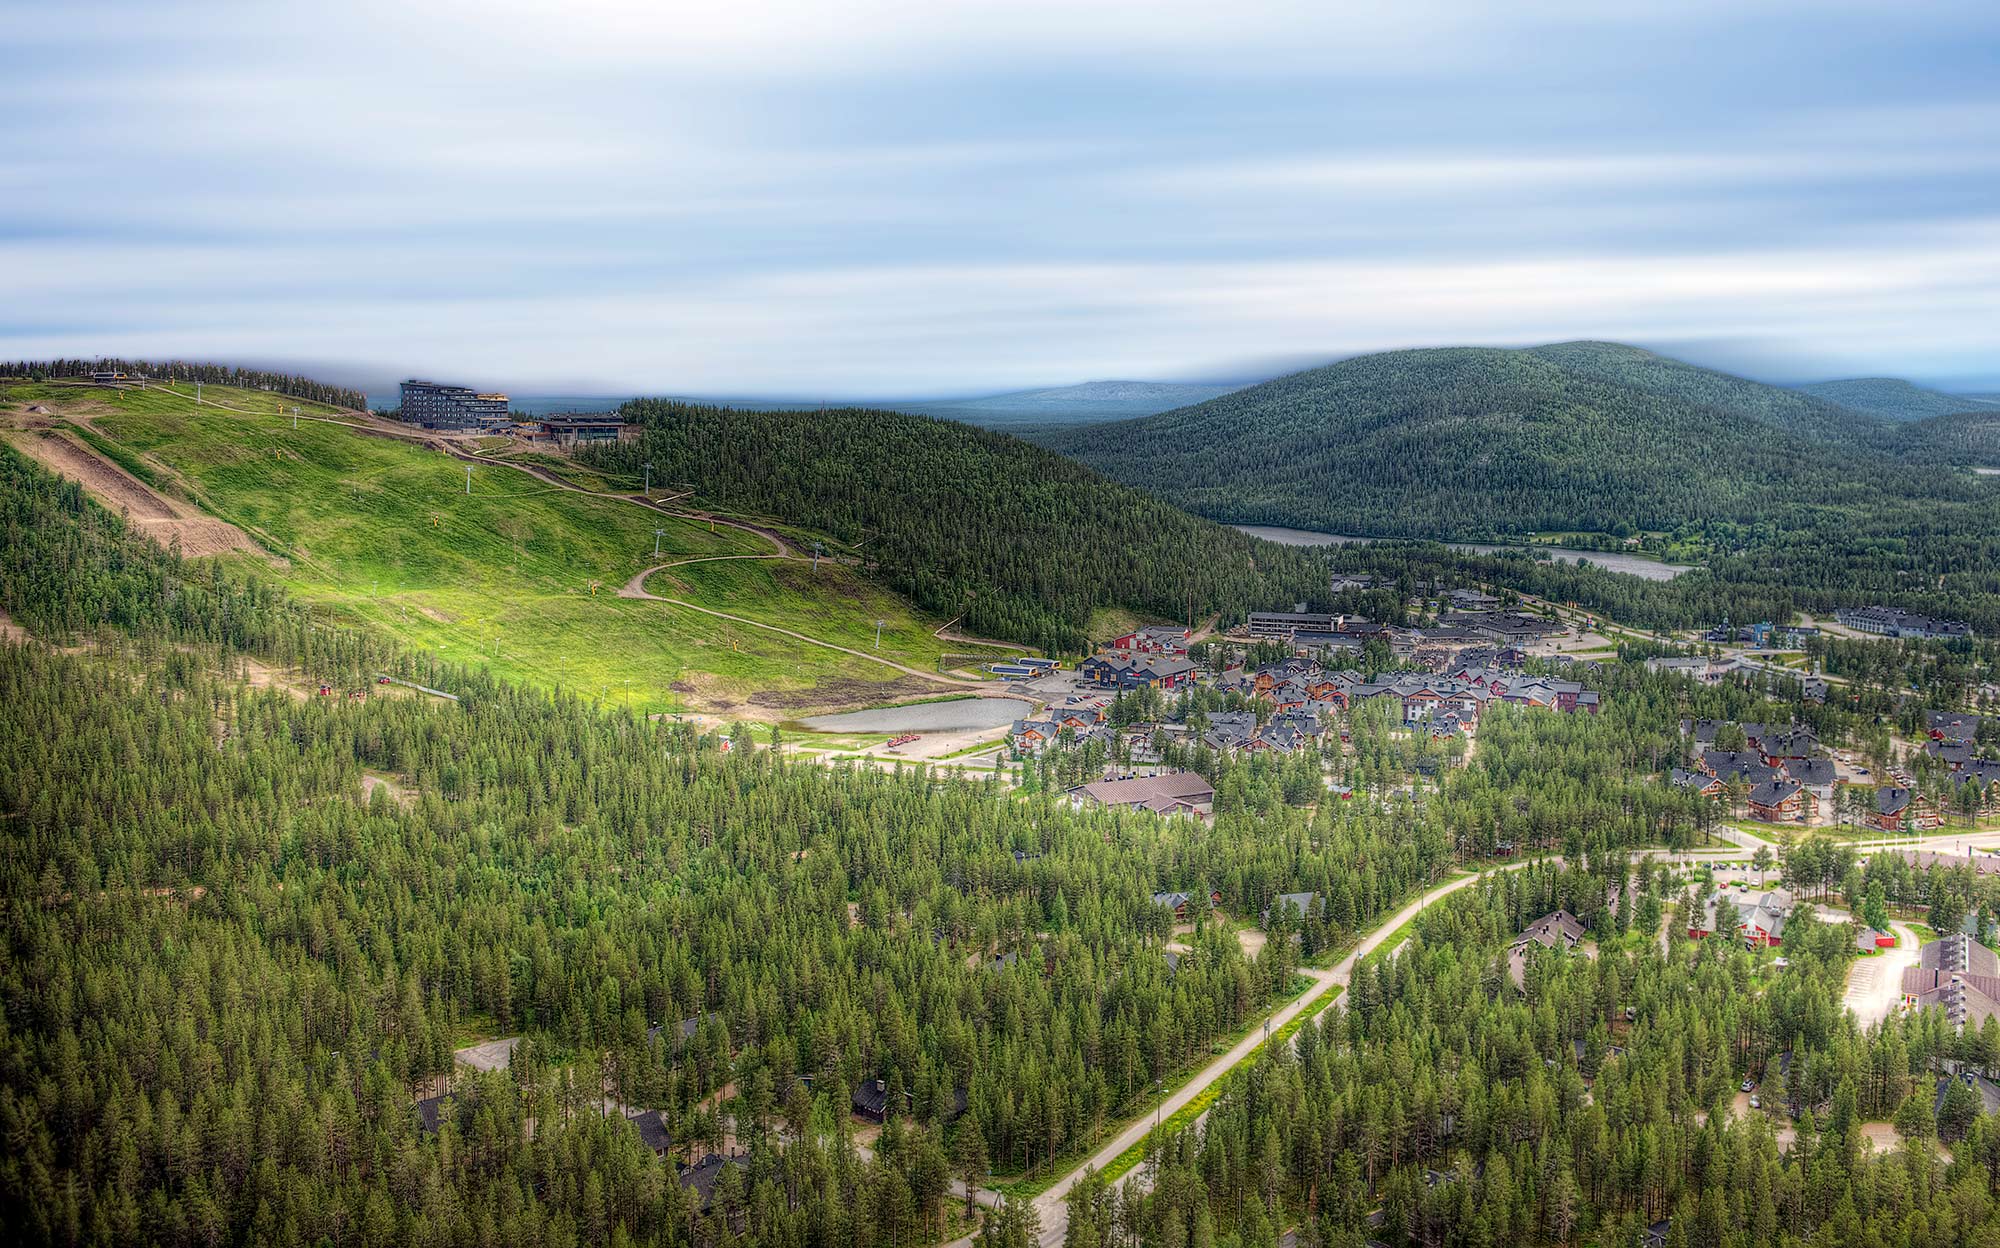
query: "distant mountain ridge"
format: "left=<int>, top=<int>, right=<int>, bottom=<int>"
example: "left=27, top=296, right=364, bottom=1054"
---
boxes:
left=892, top=379, right=1245, bottom=426
left=1033, top=340, right=1945, bottom=538
left=1794, top=377, right=2000, bottom=422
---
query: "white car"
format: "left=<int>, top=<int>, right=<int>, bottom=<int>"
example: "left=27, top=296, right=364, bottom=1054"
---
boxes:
left=1750, top=1094, right=1761, bottom=1109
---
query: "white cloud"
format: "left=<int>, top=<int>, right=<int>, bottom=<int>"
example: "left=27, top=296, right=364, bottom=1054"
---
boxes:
left=8, top=219, right=1998, bottom=393
left=7, top=0, right=2000, bottom=389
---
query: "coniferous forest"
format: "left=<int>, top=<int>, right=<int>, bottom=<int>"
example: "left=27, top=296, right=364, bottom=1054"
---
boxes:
left=11, top=419, right=2000, bottom=1248
left=582, top=402, right=1331, bottom=654
left=1039, top=343, right=2000, bottom=636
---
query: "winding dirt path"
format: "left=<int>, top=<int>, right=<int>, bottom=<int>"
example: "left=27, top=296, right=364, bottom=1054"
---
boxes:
left=617, top=554, right=788, bottom=596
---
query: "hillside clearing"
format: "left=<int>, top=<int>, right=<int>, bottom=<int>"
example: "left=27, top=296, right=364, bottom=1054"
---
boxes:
left=0, top=380, right=1016, bottom=715
left=4, top=426, right=258, bottom=557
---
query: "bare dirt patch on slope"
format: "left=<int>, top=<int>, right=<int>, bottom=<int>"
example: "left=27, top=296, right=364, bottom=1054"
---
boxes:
left=8, top=429, right=259, bottom=557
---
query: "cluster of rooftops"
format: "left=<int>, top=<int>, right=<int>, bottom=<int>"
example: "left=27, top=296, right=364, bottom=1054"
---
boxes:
left=1669, top=713, right=1997, bottom=826
left=1669, top=719, right=1847, bottom=822
left=1018, top=654, right=1600, bottom=763
left=1922, top=710, right=2000, bottom=790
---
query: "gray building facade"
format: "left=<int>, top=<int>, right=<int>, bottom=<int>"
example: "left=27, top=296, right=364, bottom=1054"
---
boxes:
left=399, top=380, right=511, bottom=430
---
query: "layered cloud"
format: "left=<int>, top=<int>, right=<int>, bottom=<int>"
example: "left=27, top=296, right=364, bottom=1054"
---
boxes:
left=6, top=1, right=1998, bottom=393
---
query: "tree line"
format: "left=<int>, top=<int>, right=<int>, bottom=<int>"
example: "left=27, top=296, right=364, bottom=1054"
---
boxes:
left=578, top=401, right=1331, bottom=654
left=2, top=358, right=367, bottom=411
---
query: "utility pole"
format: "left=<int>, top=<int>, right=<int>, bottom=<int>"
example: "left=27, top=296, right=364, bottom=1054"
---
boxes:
left=291, top=406, right=299, bottom=429
left=654, top=528, right=665, bottom=557
left=875, top=619, right=885, bottom=650
left=813, top=540, right=824, bottom=571
left=465, top=464, right=472, bottom=495
left=643, top=459, right=653, bottom=495
left=195, top=382, right=201, bottom=402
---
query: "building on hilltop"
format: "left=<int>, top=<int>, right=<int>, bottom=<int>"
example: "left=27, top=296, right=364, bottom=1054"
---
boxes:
left=399, top=379, right=511, bottom=430
left=539, top=414, right=629, bottom=444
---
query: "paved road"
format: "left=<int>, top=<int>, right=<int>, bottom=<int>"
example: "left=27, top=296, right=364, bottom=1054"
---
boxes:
left=976, top=843, right=1761, bottom=1248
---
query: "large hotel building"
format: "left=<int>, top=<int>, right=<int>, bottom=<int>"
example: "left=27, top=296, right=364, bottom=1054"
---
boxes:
left=398, top=380, right=510, bottom=430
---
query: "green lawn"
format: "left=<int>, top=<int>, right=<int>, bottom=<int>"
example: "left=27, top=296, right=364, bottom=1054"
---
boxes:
left=7, top=381, right=1012, bottom=713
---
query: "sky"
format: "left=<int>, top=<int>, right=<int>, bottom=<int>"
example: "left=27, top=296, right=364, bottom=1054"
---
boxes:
left=7, top=0, right=2000, bottom=397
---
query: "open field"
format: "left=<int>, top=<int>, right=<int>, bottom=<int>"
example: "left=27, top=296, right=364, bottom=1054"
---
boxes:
left=0, top=380, right=1021, bottom=714
left=645, top=557, right=1012, bottom=675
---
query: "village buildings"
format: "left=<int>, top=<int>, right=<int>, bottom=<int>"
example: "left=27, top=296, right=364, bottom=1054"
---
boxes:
left=1068, top=772, right=1217, bottom=817
left=1508, top=909, right=1587, bottom=987
left=1689, top=888, right=1794, bottom=948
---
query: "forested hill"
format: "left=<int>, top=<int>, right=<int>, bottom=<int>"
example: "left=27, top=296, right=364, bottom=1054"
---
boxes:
left=1798, top=376, right=2000, bottom=422
left=1897, top=410, right=2000, bottom=467
left=582, top=401, right=1329, bottom=653
left=1032, top=342, right=1948, bottom=538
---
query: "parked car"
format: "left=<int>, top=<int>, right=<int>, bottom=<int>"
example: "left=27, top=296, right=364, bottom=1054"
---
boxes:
left=1740, top=1078, right=1755, bottom=1093
left=1750, top=1094, right=1761, bottom=1109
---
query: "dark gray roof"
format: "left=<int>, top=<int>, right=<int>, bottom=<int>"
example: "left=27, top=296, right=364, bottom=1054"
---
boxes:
left=853, top=1078, right=892, bottom=1117
left=626, top=1108, right=673, bottom=1154
left=415, top=1094, right=450, bottom=1135
left=1748, top=778, right=1803, bottom=807
left=1702, top=749, right=1777, bottom=782
left=679, top=1154, right=748, bottom=1211
left=1928, top=740, right=1977, bottom=767
left=1265, top=892, right=1318, bottom=922
left=1927, top=709, right=1984, bottom=736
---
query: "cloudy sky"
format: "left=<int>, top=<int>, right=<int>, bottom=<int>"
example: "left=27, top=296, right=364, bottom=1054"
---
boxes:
left=8, top=1, right=2000, bottom=397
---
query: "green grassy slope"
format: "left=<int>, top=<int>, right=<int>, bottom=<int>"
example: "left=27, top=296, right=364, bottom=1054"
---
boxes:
left=1, top=379, right=1008, bottom=713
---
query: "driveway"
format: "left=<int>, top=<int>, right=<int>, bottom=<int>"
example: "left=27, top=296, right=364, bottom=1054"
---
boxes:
left=455, top=1036, right=520, bottom=1072
left=1844, top=923, right=1920, bottom=1028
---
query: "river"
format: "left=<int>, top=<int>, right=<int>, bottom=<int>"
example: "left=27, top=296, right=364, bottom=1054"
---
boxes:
left=1233, top=524, right=1694, bottom=582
